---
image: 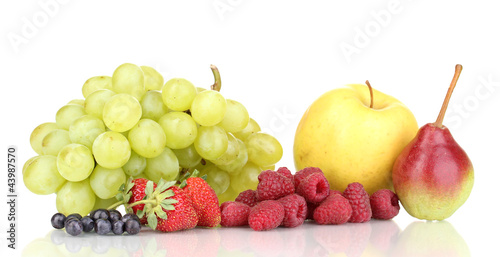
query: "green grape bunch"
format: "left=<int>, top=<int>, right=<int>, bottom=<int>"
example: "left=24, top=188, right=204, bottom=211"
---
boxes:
left=24, top=63, right=283, bottom=216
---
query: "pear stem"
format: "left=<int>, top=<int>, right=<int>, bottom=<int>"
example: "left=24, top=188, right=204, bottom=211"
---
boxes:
left=434, top=64, right=463, bottom=128
left=210, top=64, right=221, bottom=92
left=365, top=80, right=374, bottom=109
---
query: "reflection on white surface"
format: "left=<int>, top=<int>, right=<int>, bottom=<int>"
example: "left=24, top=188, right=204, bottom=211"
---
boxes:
left=22, top=220, right=470, bottom=257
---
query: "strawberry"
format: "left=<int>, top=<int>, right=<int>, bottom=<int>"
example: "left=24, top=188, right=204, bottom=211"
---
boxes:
left=128, top=178, right=157, bottom=225
left=155, top=185, right=199, bottom=232
left=183, top=176, right=221, bottom=227
left=115, top=178, right=157, bottom=225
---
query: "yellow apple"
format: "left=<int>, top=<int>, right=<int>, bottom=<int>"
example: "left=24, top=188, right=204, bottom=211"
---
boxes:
left=294, top=83, right=418, bottom=194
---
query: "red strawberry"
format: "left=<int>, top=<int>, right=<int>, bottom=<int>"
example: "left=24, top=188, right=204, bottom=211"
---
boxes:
left=127, top=178, right=157, bottom=225
left=155, top=186, right=199, bottom=232
left=183, top=177, right=221, bottom=227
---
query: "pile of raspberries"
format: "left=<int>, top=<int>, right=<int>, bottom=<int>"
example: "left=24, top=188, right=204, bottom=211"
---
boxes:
left=220, top=167, right=400, bottom=231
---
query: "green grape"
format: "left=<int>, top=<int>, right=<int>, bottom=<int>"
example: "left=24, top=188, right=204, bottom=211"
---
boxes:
left=103, top=93, right=142, bottom=132
left=233, top=118, right=261, bottom=141
left=211, top=133, right=240, bottom=166
left=230, top=162, right=261, bottom=193
left=55, top=104, right=86, bottom=130
left=218, top=99, right=249, bottom=133
left=190, top=90, right=227, bottom=126
left=172, top=144, right=201, bottom=169
left=67, top=99, right=85, bottom=106
left=41, top=129, right=71, bottom=156
left=140, top=90, right=168, bottom=121
left=196, top=87, right=206, bottom=93
left=57, top=144, right=95, bottom=182
left=93, top=196, right=119, bottom=211
left=84, top=89, right=116, bottom=119
left=217, top=138, right=248, bottom=174
left=161, top=78, right=197, bottom=111
left=22, top=156, right=38, bottom=175
left=112, top=63, right=145, bottom=101
left=246, top=132, right=283, bottom=167
left=145, top=147, right=179, bottom=182
left=217, top=186, right=239, bottom=203
left=123, top=151, right=147, bottom=177
left=92, top=131, right=131, bottom=169
left=202, top=164, right=230, bottom=195
left=261, top=164, right=276, bottom=171
left=68, top=115, right=106, bottom=149
left=194, top=126, right=228, bottom=160
left=90, top=165, right=126, bottom=199
left=141, top=66, right=164, bottom=91
left=159, top=112, right=197, bottom=149
left=82, top=75, right=112, bottom=98
left=56, top=179, right=96, bottom=216
left=23, top=155, right=66, bottom=195
left=30, top=122, right=59, bottom=155
left=128, top=119, right=166, bottom=158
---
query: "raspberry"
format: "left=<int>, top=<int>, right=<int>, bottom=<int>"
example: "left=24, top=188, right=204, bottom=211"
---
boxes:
left=313, top=194, right=352, bottom=225
left=235, top=189, right=258, bottom=207
left=276, top=167, right=294, bottom=181
left=277, top=194, right=307, bottom=228
left=248, top=200, right=285, bottom=231
left=293, top=167, right=322, bottom=189
left=220, top=201, right=251, bottom=227
left=256, top=170, right=295, bottom=201
left=343, top=182, right=372, bottom=223
left=370, top=189, right=400, bottom=220
left=306, top=189, right=341, bottom=220
left=296, top=172, right=330, bottom=203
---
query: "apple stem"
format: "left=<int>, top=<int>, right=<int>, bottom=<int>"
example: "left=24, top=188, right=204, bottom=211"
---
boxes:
left=210, top=64, right=221, bottom=92
left=365, top=80, right=374, bottom=109
left=434, top=64, right=463, bottom=128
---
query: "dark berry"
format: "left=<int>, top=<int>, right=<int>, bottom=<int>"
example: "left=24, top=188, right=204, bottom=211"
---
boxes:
left=95, top=219, right=112, bottom=235
left=81, top=216, right=94, bottom=232
left=108, top=209, right=122, bottom=223
left=92, top=209, right=110, bottom=221
left=51, top=213, right=66, bottom=229
left=112, top=220, right=125, bottom=235
left=121, top=213, right=140, bottom=223
left=124, top=219, right=141, bottom=235
left=65, top=219, right=83, bottom=236
left=64, top=217, right=79, bottom=228
left=66, top=213, right=82, bottom=220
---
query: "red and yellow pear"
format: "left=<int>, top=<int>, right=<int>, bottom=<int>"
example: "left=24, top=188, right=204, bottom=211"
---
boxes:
left=392, top=64, right=474, bottom=220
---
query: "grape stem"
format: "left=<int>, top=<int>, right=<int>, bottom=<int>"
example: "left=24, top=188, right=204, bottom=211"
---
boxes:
left=210, top=64, right=221, bottom=92
left=106, top=200, right=125, bottom=210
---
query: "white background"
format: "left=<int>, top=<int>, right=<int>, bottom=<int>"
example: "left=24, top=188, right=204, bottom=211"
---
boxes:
left=1, top=0, right=499, bottom=256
